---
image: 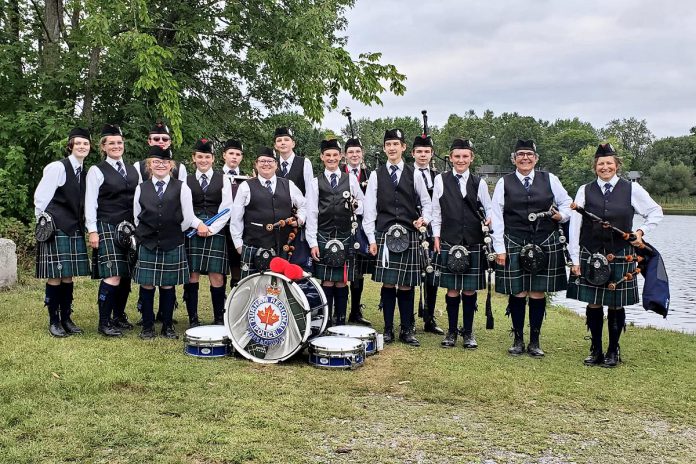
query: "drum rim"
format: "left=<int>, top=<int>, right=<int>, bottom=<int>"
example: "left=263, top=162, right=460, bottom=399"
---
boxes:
left=184, top=325, right=230, bottom=341
left=326, top=325, right=377, bottom=338
left=309, top=335, right=365, bottom=352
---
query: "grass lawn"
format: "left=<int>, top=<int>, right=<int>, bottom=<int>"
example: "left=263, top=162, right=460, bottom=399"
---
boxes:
left=1, top=272, right=694, bottom=463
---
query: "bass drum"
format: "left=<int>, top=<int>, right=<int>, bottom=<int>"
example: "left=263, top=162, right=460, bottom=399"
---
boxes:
left=295, top=277, right=329, bottom=338
left=224, top=272, right=313, bottom=364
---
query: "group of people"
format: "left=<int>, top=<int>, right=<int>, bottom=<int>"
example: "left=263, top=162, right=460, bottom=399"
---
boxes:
left=34, top=121, right=663, bottom=367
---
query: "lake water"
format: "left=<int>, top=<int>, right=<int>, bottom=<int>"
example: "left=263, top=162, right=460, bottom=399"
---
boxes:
left=553, top=215, right=696, bottom=334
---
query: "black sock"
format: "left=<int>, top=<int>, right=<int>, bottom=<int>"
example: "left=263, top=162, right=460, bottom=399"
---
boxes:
left=322, top=285, right=336, bottom=322
left=350, top=278, right=364, bottom=313
left=333, top=286, right=349, bottom=322
left=59, top=281, right=75, bottom=321
left=183, top=282, right=200, bottom=320
left=586, top=306, right=604, bottom=348
left=381, top=286, right=397, bottom=331
left=45, top=283, right=61, bottom=325
left=138, top=287, right=156, bottom=330
left=528, top=297, right=546, bottom=332
left=210, top=285, right=226, bottom=321
left=508, top=295, right=526, bottom=334
left=425, top=282, right=438, bottom=318
left=159, top=287, right=176, bottom=327
left=97, top=281, right=118, bottom=326
left=113, top=278, right=132, bottom=319
left=396, top=288, right=415, bottom=331
left=445, top=294, right=460, bottom=333
left=462, top=293, right=477, bottom=333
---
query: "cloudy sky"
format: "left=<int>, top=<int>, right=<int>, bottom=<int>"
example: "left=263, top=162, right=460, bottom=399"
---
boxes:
left=320, top=0, right=696, bottom=138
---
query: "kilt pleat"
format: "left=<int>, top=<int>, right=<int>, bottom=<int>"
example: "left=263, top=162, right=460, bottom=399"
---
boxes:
left=133, top=244, right=189, bottom=286
left=35, top=230, right=90, bottom=279
left=95, top=221, right=131, bottom=279
left=566, top=245, right=639, bottom=306
left=495, top=231, right=568, bottom=295
left=372, top=230, right=422, bottom=287
left=433, top=242, right=486, bottom=291
left=186, top=231, right=228, bottom=275
left=312, top=231, right=354, bottom=282
left=240, top=245, right=265, bottom=278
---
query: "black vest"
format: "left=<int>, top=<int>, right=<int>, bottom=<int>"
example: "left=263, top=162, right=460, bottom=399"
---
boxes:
left=135, top=179, right=184, bottom=251
left=187, top=171, right=223, bottom=218
left=244, top=177, right=293, bottom=250
left=277, top=155, right=307, bottom=194
left=45, top=158, right=86, bottom=235
left=140, top=159, right=180, bottom=182
left=317, top=172, right=351, bottom=232
left=580, top=179, right=634, bottom=253
left=503, top=171, right=556, bottom=241
left=439, top=172, right=484, bottom=246
left=345, top=165, right=369, bottom=194
left=96, top=160, right=138, bottom=224
left=375, top=164, right=419, bottom=232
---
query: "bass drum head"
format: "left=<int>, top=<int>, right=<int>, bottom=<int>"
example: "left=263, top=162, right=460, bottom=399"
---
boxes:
left=224, top=272, right=312, bottom=363
left=295, top=277, right=329, bottom=337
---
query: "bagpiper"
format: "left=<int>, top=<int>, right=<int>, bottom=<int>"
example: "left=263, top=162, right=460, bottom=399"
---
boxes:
left=220, top=138, right=246, bottom=290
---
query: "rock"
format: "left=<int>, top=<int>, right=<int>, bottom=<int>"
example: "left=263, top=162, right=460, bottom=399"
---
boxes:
left=0, top=239, right=17, bottom=289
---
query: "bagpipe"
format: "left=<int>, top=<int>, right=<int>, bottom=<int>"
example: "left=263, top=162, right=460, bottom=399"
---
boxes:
left=476, top=206, right=496, bottom=330
left=570, top=202, right=669, bottom=317
left=520, top=204, right=572, bottom=274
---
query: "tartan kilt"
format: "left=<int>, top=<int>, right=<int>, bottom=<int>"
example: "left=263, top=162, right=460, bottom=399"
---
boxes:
left=372, top=230, right=422, bottom=287
left=186, top=231, right=228, bottom=275
left=240, top=244, right=285, bottom=278
left=224, top=229, right=242, bottom=272
left=433, top=242, right=486, bottom=291
left=354, top=252, right=376, bottom=277
left=566, top=245, right=639, bottom=306
left=35, top=230, right=90, bottom=279
left=133, top=244, right=189, bottom=286
left=95, top=221, right=131, bottom=279
left=312, top=231, right=355, bottom=282
left=495, top=231, right=568, bottom=295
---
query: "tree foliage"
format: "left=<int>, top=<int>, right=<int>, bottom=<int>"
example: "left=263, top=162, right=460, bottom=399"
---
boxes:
left=642, top=161, right=696, bottom=197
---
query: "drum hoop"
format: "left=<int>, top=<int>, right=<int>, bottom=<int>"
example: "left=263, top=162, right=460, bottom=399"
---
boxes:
left=183, top=338, right=229, bottom=347
left=300, top=277, right=329, bottom=336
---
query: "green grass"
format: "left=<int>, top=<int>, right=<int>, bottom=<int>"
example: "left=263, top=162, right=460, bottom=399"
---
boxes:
left=1, top=272, right=695, bottom=463
left=654, top=195, right=696, bottom=213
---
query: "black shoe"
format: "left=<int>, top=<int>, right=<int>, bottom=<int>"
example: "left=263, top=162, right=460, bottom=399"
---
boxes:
left=584, top=347, right=604, bottom=366
left=213, top=317, right=224, bottom=326
left=62, top=318, right=83, bottom=335
left=111, top=315, right=134, bottom=330
left=335, top=317, right=346, bottom=326
left=98, top=324, right=123, bottom=337
left=348, top=305, right=372, bottom=326
left=603, top=347, right=620, bottom=368
left=383, top=329, right=395, bottom=344
left=136, top=317, right=144, bottom=327
left=441, top=331, right=457, bottom=348
left=399, top=329, right=420, bottom=347
left=189, top=318, right=201, bottom=328
left=527, top=341, right=545, bottom=357
left=139, top=328, right=156, bottom=340
left=161, top=325, right=179, bottom=339
left=423, top=320, right=444, bottom=335
left=49, top=322, right=69, bottom=338
left=462, top=331, right=478, bottom=349
left=508, top=333, right=525, bottom=356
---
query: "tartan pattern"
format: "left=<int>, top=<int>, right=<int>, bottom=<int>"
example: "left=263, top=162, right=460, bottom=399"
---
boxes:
left=133, top=244, right=189, bottom=286
left=95, top=221, right=131, bottom=279
left=240, top=244, right=271, bottom=278
left=495, top=231, right=568, bottom=295
left=35, top=230, right=90, bottom=279
left=312, top=231, right=355, bottom=282
left=186, top=230, right=228, bottom=275
left=354, top=253, right=376, bottom=277
left=566, top=245, right=639, bottom=306
left=371, top=230, right=422, bottom=287
left=433, top=242, right=487, bottom=291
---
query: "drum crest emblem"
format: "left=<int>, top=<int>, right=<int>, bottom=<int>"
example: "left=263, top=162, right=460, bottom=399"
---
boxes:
left=247, top=294, right=289, bottom=346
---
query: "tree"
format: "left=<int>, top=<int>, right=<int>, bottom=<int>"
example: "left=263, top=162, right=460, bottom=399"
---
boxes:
left=559, top=136, right=630, bottom=196
left=642, top=161, right=696, bottom=197
left=601, top=118, right=654, bottom=170
left=645, top=136, right=696, bottom=175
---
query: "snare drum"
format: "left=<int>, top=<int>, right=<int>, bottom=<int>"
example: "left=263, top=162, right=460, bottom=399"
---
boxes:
left=184, top=325, right=232, bottom=358
left=295, top=277, right=329, bottom=337
left=308, top=336, right=365, bottom=369
left=327, top=325, right=379, bottom=356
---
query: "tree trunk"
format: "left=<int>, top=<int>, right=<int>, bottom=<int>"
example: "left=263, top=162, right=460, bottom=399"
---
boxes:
left=81, top=46, right=101, bottom=126
left=42, top=0, right=64, bottom=100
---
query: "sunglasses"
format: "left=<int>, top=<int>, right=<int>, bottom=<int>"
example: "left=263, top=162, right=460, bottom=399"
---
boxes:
left=150, top=136, right=170, bottom=143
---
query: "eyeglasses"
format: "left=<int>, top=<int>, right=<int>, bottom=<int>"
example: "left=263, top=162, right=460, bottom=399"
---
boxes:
left=151, top=160, right=171, bottom=166
left=514, top=152, right=536, bottom=159
left=257, top=159, right=276, bottom=165
left=150, top=136, right=170, bottom=143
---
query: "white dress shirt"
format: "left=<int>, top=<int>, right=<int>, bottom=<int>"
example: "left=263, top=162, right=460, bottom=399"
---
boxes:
left=568, top=176, right=663, bottom=265
left=490, top=170, right=573, bottom=253
left=229, top=175, right=307, bottom=249
left=362, top=160, right=433, bottom=244
left=133, top=175, right=201, bottom=231
left=414, top=163, right=434, bottom=189
left=431, top=169, right=492, bottom=238
left=192, top=168, right=233, bottom=235
left=85, top=156, right=132, bottom=233
left=34, top=154, right=83, bottom=218
left=278, top=152, right=314, bottom=191
left=305, top=169, right=365, bottom=248
left=134, top=159, right=188, bottom=184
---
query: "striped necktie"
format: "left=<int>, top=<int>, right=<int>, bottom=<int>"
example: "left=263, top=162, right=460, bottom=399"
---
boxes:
left=390, top=165, right=398, bottom=187
left=523, top=176, right=531, bottom=192
left=116, top=161, right=127, bottom=178
left=156, top=180, right=165, bottom=199
left=200, top=173, right=208, bottom=192
left=75, top=166, right=82, bottom=183
left=330, top=173, right=338, bottom=189
left=281, top=161, right=288, bottom=177
left=265, top=180, right=273, bottom=194
left=603, top=183, right=612, bottom=196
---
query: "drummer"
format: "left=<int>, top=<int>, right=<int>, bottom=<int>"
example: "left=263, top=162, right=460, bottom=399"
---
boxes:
left=85, top=124, right=139, bottom=337
left=221, top=138, right=246, bottom=290
left=431, top=138, right=492, bottom=348
left=230, top=147, right=306, bottom=277
left=182, top=139, right=232, bottom=327
left=491, top=139, right=572, bottom=357
left=363, top=129, right=432, bottom=346
left=306, top=138, right=365, bottom=326
left=133, top=145, right=208, bottom=339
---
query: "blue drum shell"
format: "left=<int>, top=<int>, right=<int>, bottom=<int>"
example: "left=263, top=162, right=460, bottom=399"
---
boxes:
left=184, top=342, right=230, bottom=358
left=308, top=352, right=364, bottom=369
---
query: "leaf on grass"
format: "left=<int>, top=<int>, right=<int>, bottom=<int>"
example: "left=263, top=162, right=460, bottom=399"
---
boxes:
left=335, top=447, right=352, bottom=454
left=51, top=372, right=60, bottom=379
left=398, top=380, right=410, bottom=385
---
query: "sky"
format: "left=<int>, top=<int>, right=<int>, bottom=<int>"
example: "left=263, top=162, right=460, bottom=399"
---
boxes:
left=320, top=0, right=696, bottom=139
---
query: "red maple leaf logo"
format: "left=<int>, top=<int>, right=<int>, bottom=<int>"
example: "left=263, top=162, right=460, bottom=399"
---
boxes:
left=257, top=305, right=280, bottom=329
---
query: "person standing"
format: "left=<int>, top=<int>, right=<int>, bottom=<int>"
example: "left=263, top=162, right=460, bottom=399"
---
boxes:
left=85, top=124, right=139, bottom=336
left=34, top=127, right=91, bottom=337
left=491, top=139, right=572, bottom=357
left=363, top=129, right=432, bottom=346
left=221, top=138, right=246, bottom=290
left=134, top=121, right=188, bottom=183
left=567, top=143, right=663, bottom=367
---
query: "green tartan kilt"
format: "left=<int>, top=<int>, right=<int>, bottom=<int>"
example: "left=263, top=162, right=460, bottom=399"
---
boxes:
left=133, top=244, right=189, bottom=286
left=95, top=221, right=131, bottom=279
left=312, top=231, right=355, bottom=282
left=433, top=242, right=486, bottom=291
left=354, top=252, right=376, bottom=277
left=495, top=231, right=568, bottom=295
left=566, top=245, right=639, bottom=306
left=35, top=230, right=90, bottom=279
left=372, top=229, right=422, bottom=288
left=240, top=244, right=283, bottom=278
left=186, top=231, right=228, bottom=275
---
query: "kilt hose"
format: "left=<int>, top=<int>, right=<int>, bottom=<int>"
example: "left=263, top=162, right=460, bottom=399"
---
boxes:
left=95, top=221, right=131, bottom=279
left=372, top=230, right=422, bottom=288
left=312, top=230, right=355, bottom=283
left=186, top=230, right=228, bottom=275
left=133, top=244, right=189, bottom=287
left=495, top=231, right=568, bottom=295
left=566, top=245, right=639, bottom=307
left=35, top=230, right=90, bottom=279
left=433, top=242, right=486, bottom=291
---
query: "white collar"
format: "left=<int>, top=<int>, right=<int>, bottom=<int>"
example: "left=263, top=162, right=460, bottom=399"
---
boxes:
left=258, top=174, right=276, bottom=184
left=105, top=156, right=124, bottom=168
left=597, top=175, right=619, bottom=188
left=196, top=168, right=214, bottom=179
left=223, top=165, right=240, bottom=175
left=386, top=159, right=404, bottom=171
left=151, top=175, right=171, bottom=185
left=67, top=154, right=82, bottom=170
left=515, top=170, right=535, bottom=182
left=279, top=153, right=295, bottom=165
left=452, top=168, right=470, bottom=178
